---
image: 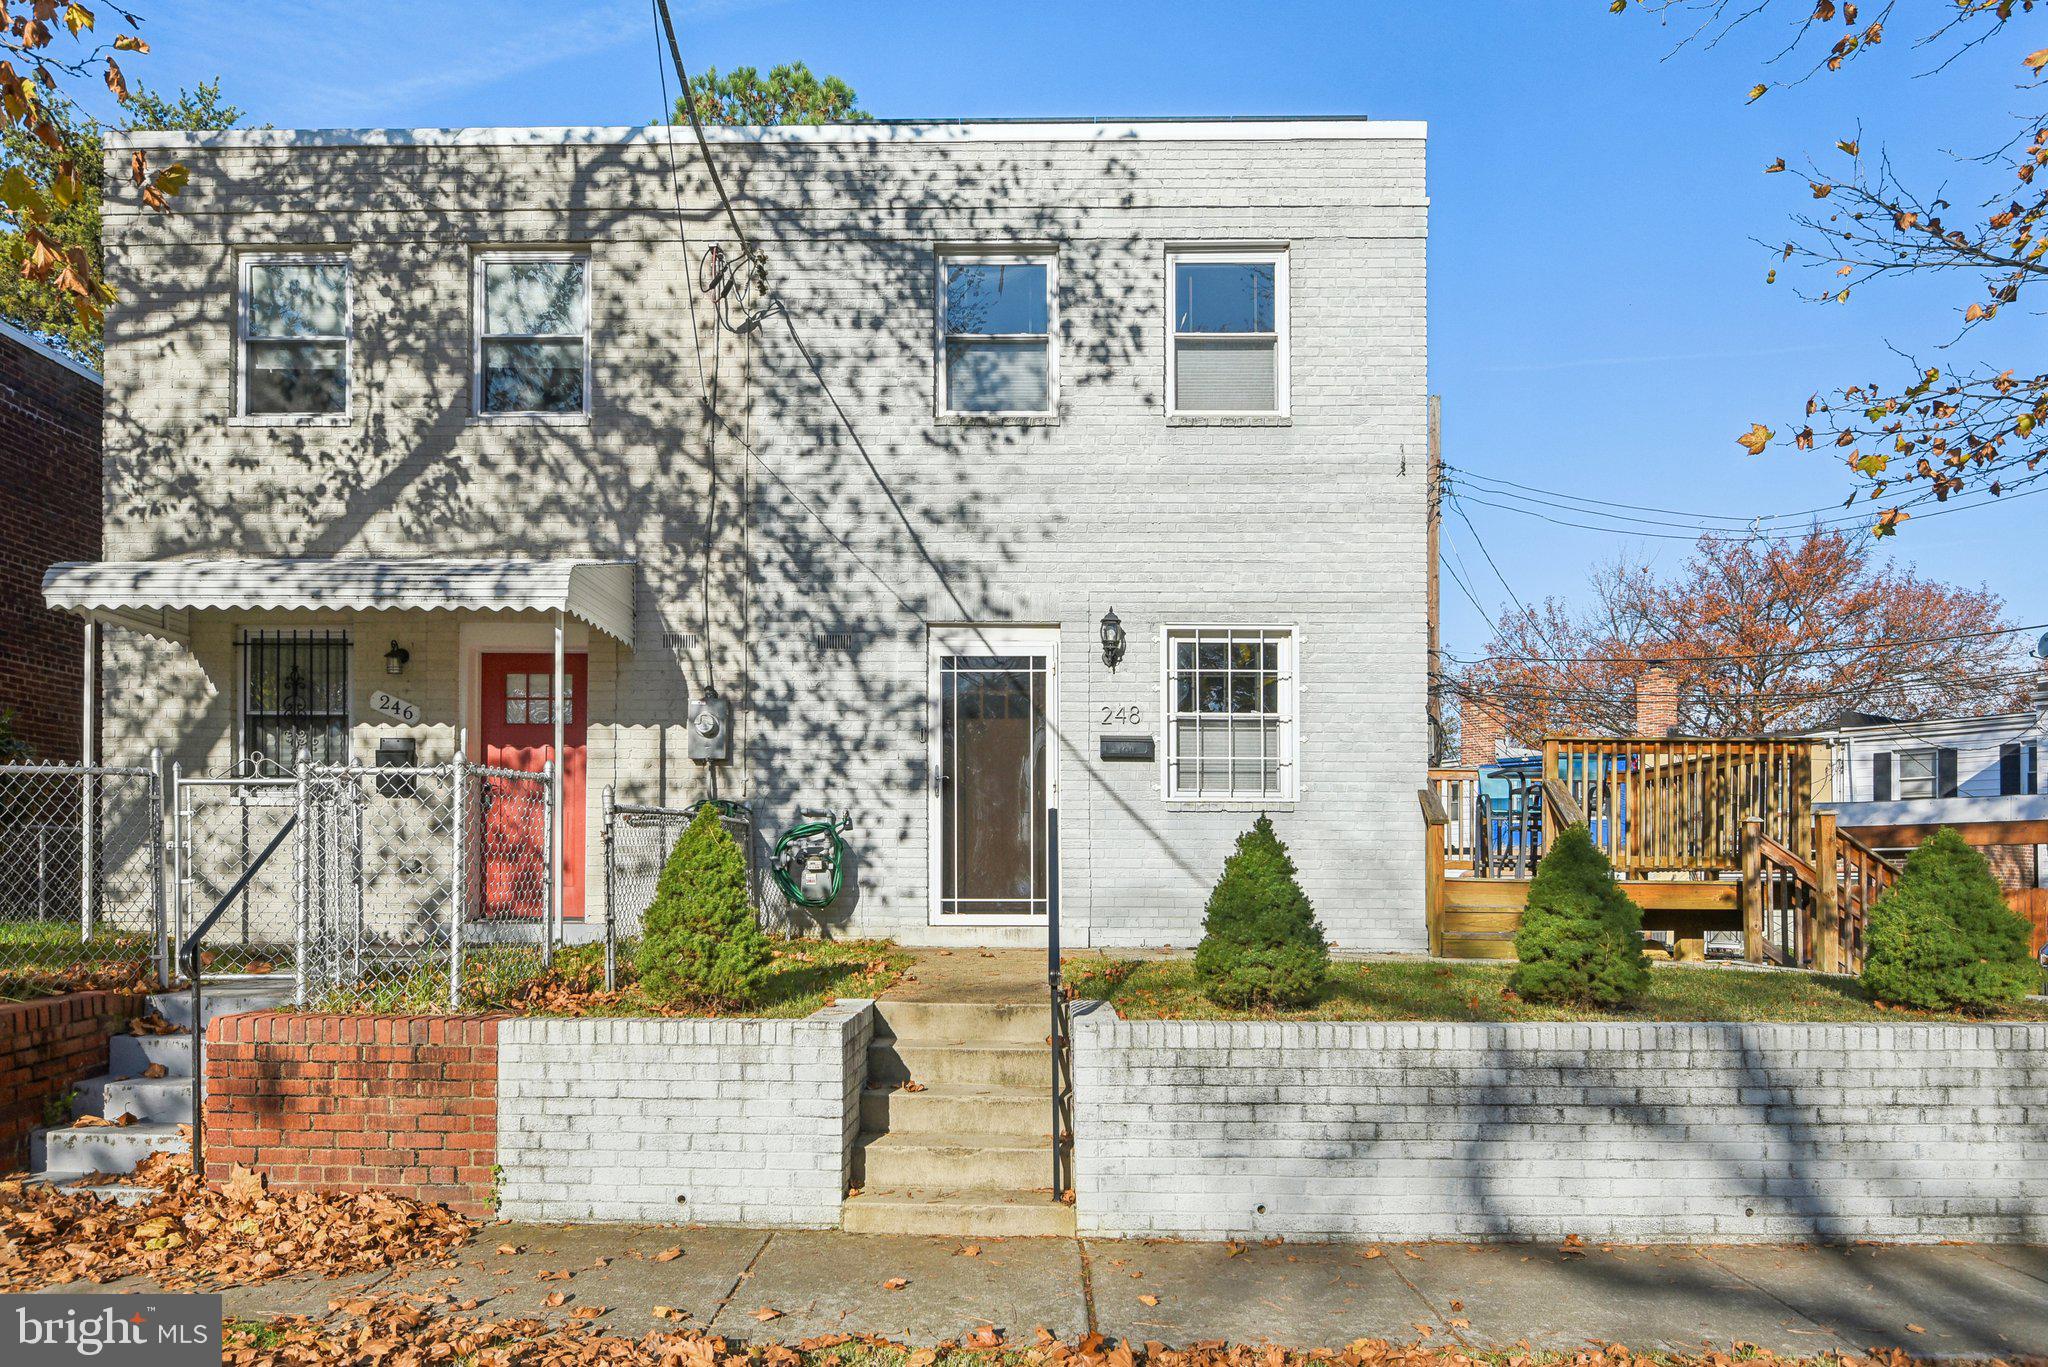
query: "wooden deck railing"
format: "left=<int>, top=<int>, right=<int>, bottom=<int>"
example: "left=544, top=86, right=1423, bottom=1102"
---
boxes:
left=1741, top=813, right=1901, bottom=972
left=1542, top=736, right=1820, bottom=875
left=1426, top=768, right=1479, bottom=873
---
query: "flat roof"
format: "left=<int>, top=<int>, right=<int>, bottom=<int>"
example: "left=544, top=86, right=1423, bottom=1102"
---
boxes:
left=115, top=116, right=1426, bottom=152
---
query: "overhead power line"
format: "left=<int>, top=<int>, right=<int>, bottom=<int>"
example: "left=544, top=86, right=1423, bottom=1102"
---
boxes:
left=1444, top=619, right=2048, bottom=669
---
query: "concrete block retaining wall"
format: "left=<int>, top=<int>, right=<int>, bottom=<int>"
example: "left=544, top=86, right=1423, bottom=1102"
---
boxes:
left=1071, top=1007, right=2048, bottom=1244
left=494, top=1001, right=872, bottom=1226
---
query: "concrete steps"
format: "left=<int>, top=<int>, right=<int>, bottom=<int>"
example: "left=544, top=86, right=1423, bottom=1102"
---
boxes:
left=841, top=1001, right=1074, bottom=1238
left=30, top=981, right=293, bottom=1198
left=855, top=1130, right=1051, bottom=1190
left=841, top=1185, right=1076, bottom=1238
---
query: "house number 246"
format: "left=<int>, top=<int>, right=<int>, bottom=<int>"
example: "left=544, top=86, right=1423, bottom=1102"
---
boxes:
left=1099, top=705, right=1142, bottom=726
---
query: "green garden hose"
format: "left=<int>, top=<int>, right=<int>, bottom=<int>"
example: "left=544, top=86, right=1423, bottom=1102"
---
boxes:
left=771, top=811, right=851, bottom=909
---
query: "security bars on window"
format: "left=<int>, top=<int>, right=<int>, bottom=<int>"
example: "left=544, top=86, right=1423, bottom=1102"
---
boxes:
left=1165, top=628, right=1296, bottom=800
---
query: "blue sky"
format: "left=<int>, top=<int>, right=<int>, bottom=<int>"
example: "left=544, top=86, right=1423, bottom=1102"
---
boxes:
left=106, top=1, right=2045, bottom=656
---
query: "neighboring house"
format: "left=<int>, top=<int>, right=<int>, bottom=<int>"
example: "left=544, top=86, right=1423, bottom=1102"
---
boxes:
left=1817, top=683, right=2048, bottom=927
left=43, top=118, right=1430, bottom=950
left=0, top=321, right=101, bottom=760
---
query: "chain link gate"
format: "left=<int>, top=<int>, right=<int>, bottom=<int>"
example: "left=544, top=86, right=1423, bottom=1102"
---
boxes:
left=174, top=755, right=555, bottom=1005
left=0, top=759, right=167, bottom=989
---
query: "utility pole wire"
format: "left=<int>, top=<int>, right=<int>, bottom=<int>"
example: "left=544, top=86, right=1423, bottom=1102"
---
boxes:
left=652, top=0, right=753, bottom=257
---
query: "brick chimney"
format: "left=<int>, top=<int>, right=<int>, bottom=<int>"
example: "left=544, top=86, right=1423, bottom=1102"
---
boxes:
left=1460, top=695, right=1509, bottom=768
left=1634, top=662, right=1679, bottom=737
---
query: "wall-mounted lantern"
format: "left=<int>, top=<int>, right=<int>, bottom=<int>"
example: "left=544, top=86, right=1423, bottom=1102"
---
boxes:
left=383, top=640, right=411, bottom=676
left=1099, top=607, right=1126, bottom=673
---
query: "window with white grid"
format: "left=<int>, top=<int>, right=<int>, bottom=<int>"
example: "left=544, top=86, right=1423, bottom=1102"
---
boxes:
left=1164, top=627, right=1297, bottom=800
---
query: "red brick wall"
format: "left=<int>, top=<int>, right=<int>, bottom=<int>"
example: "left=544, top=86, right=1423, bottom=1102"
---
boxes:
left=0, top=331, right=99, bottom=761
left=204, top=1013, right=499, bottom=1214
left=0, top=989, right=144, bottom=1168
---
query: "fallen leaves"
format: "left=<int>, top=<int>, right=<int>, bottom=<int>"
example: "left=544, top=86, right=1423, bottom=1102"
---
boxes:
left=653, top=1245, right=684, bottom=1262
left=752, top=1307, right=783, bottom=1322
left=1138, top=1293, right=1160, bottom=1306
left=882, top=1276, right=909, bottom=1290
left=0, top=1152, right=474, bottom=1293
left=141, top=1062, right=168, bottom=1080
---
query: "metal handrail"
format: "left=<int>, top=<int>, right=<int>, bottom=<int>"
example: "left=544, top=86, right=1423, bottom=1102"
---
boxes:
left=180, top=811, right=297, bottom=1183
left=1047, top=809, right=1073, bottom=1200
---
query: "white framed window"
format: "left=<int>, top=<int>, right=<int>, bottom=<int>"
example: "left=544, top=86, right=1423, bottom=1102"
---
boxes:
left=473, top=250, right=590, bottom=419
left=1166, top=247, right=1288, bottom=416
left=1162, top=626, right=1298, bottom=801
left=237, top=254, right=350, bottom=420
left=1895, top=748, right=1937, bottom=801
left=937, top=250, right=1057, bottom=416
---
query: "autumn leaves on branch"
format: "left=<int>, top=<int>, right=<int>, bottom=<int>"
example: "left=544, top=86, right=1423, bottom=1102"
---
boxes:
left=0, top=2, right=182, bottom=332
left=1617, top=0, right=2048, bottom=534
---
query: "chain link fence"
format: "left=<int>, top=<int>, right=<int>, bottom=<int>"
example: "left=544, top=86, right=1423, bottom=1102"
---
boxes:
left=0, top=760, right=167, bottom=993
left=600, top=789, right=753, bottom=989
left=172, top=756, right=555, bottom=1007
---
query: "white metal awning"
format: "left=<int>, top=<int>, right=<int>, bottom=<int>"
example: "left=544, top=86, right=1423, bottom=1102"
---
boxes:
left=41, top=557, right=638, bottom=647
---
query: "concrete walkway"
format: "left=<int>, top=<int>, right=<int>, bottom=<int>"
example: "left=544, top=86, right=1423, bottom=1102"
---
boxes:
left=133, top=1225, right=2048, bottom=1359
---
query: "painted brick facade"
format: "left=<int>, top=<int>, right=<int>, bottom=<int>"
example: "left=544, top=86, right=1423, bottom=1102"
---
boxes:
left=203, top=1012, right=499, bottom=1214
left=0, top=327, right=99, bottom=761
left=95, top=121, right=1429, bottom=949
left=0, top=989, right=143, bottom=1168
left=494, top=1001, right=870, bottom=1226
left=1072, top=1008, right=2048, bottom=1244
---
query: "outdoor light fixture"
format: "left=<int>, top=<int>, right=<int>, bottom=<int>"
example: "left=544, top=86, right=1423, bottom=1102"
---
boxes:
left=383, top=640, right=410, bottom=676
left=1099, top=608, right=1126, bottom=672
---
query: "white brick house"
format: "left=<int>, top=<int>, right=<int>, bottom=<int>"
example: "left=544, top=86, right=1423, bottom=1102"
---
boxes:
left=48, top=117, right=1430, bottom=951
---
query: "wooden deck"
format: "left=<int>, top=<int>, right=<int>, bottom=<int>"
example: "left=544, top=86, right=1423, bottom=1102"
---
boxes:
left=1438, top=876, right=1739, bottom=960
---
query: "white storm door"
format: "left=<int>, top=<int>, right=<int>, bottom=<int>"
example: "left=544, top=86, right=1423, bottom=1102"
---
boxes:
left=929, top=627, right=1059, bottom=927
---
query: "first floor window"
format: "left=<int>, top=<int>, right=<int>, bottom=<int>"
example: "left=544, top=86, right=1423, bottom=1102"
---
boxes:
left=1168, top=247, right=1287, bottom=414
left=502, top=670, right=573, bottom=725
left=239, top=255, right=350, bottom=417
left=1165, top=627, right=1296, bottom=800
left=939, top=252, right=1055, bottom=414
left=240, top=629, right=351, bottom=767
left=475, top=252, right=589, bottom=416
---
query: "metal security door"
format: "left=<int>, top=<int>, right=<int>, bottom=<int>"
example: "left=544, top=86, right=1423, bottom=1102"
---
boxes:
left=929, top=627, right=1058, bottom=927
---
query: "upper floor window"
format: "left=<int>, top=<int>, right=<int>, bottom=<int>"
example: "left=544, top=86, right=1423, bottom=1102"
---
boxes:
left=938, top=252, right=1056, bottom=416
left=474, top=252, right=589, bottom=418
left=1893, top=747, right=1938, bottom=800
left=238, top=255, right=349, bottom=419
left=1167, top=247, right=1288, bottom=416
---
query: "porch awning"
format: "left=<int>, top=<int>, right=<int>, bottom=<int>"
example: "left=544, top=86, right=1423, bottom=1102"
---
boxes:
left=41, top=557, right=638, bottom=647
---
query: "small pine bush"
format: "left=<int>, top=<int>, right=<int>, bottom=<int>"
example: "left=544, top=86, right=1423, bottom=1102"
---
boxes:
left=1861, top=827, right=2034, bottom=1013
left=635, top=805, right=773, bottom=1008
left=1508, top=824, right=1650, bottom=1008
left=1193, top=815, right=1330, bottom=1010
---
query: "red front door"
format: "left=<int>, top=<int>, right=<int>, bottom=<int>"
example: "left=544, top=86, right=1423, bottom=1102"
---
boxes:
left=481, top=652, right=589, bottom=920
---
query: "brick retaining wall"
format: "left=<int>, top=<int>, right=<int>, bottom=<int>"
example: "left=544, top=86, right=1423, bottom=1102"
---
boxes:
left=1071, top=1007, right=2048, bottom=1244
left=0, top=990, right=144, bottom=1168
left=203, top=1013, right=500, bottom=1215
left=494, top=1001, right=872, bottom=1226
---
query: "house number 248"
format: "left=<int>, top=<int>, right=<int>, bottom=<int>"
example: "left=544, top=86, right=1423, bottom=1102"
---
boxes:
left=1099, top=705, right=1142, bottom=726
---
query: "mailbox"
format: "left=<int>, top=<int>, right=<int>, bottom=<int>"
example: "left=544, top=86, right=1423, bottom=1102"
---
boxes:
left=376, top=736, right=419, bottom=799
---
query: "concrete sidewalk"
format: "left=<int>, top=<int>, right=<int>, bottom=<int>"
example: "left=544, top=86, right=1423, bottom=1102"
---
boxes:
left=147, top=1225, right=2048, bottom=1359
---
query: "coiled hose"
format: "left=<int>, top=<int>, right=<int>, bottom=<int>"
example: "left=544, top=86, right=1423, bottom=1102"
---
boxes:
left=770, top=811, right=851, bottom=909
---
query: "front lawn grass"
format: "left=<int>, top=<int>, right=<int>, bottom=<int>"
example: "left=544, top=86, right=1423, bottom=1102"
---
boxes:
left=1062, top=955, right=2048, bottom=1024
left=314, top=936, right=912, bottom=1018
left=0, top=923, right=152, bottom=1001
